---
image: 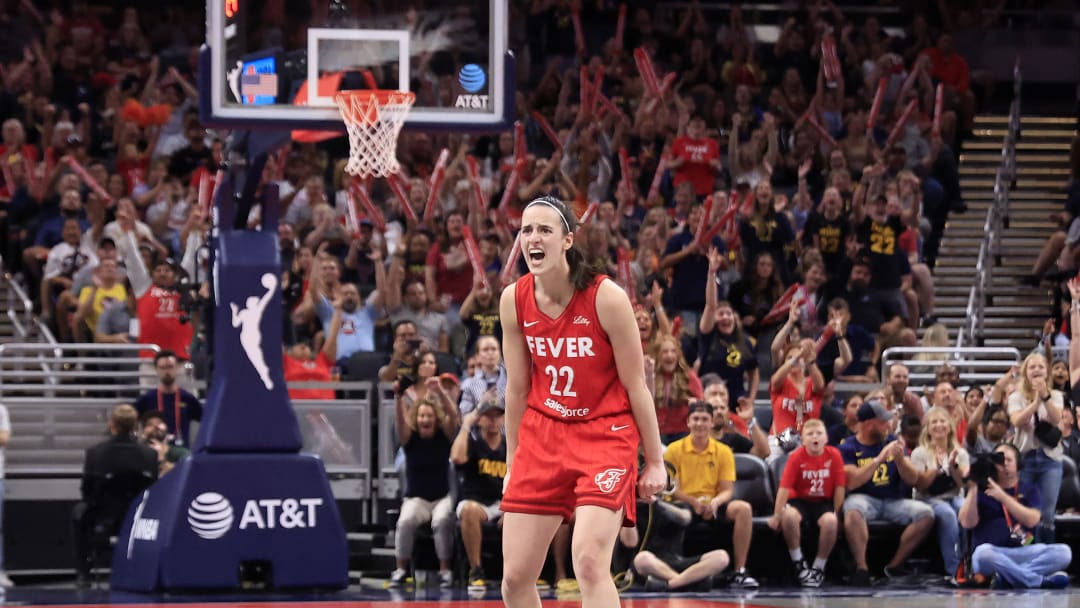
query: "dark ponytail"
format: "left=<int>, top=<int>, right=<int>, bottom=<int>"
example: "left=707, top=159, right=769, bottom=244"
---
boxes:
left=566, top=245, right=606, bottom=292
left=526, top=195, right=603, bottom=292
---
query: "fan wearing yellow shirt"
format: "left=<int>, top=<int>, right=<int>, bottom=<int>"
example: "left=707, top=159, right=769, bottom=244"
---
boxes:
left=664, top=400, right=759, bottom=588
left=73, top=259, right=129, bottom=341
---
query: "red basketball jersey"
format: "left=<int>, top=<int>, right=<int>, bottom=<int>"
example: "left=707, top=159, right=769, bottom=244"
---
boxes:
left=780, top=445, right=847, bottom=502
left=515, top=273, right=630, bottom=421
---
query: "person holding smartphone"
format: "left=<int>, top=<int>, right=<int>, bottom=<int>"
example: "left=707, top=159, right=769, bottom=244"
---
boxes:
left=378, top=320, right=422, bottom=383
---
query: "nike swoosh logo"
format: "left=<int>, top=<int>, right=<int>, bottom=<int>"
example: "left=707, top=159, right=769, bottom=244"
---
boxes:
left=523, top=321, right=540, bottom=328
left=611, top=424, right=631, bottom=431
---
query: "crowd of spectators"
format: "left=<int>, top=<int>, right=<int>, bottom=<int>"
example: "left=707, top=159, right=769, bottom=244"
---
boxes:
left=3, top=0, right=1079, bottom=592
left=0, top=0, right=979, bottom=389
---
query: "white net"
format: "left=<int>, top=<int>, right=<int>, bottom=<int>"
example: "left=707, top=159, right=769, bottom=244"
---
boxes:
left=334, top=90, right=415, bottom=178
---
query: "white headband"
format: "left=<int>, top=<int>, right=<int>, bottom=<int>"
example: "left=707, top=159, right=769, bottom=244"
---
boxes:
left=524, top=199, right=571, bottom=233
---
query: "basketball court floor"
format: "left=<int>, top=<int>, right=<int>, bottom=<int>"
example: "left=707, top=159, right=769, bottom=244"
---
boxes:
left=1, top=583, right=1076, bottom=608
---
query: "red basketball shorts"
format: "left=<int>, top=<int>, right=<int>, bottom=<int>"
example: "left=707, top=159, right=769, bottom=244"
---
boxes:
left=501, top=407, right=640, bottom=525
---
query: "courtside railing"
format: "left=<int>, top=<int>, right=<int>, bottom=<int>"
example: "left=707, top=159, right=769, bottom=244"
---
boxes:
left=957, top=59, right=1021, bottom=349
left=0, top=255, right=34, bottom=341
left=881, top=346, right=1022, bottom=388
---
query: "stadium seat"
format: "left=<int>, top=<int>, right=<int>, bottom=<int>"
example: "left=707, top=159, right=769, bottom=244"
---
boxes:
left=434, top=352, right=461, bottom=377
left=346, top=350, right=391, bottom=382
left=769, top=451, right=789, bottom=491
left=754, top=405, right=773, bottom=434
left=733, top=453, right=775, bottom=524
left=1055, top=457, right=1080, bottom=546
left=1058, top=456, right=1080, bottom=513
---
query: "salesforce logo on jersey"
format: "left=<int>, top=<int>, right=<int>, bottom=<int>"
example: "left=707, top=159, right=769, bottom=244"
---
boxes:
left=187, top=491, right=324, bottom=540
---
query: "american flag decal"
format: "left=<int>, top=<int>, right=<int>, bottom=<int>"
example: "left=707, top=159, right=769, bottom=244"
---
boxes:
left=241, top=70, right=278, bottom=97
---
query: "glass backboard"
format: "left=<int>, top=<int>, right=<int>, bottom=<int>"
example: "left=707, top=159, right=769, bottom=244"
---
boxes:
left=201, top=0, right=511, bottom=131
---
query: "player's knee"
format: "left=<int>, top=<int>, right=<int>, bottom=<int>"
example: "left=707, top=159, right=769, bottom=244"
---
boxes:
left=573, top=549, right=611, bottom=586
left=501, top=570, right=530, bottom=596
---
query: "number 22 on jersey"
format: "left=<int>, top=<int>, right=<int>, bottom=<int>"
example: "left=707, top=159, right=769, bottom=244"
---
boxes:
left=544, top=365, right=576, bottom=397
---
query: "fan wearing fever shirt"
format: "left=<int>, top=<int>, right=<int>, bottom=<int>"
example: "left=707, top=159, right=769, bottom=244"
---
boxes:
left=768, top=419, right=846, bottom=588
left=282, top=292, right=344, bottom=401
left=668, top=117, right=721, bottom=198
left=768, top=338, right=826, bottom=463
left=115, top=206, right=194, bottom=379
left=499, top=196, right=665, bottom=608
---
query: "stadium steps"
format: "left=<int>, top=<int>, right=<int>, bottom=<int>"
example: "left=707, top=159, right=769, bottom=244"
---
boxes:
left=346, top=530, right=396, bottom=579
left=974, top=116, right=1076, bottom=127
left=934, top=114, right=1073, bottom=346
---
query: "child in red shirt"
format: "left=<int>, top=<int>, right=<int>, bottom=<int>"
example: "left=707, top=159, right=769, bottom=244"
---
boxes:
left=768, top=419, right=846, bottom=587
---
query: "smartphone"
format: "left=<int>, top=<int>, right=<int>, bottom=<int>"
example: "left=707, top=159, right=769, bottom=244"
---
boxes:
left=406, top=338, right=422, bottom=352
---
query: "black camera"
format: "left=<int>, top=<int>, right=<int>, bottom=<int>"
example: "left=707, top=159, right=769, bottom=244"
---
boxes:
left=967, top=451, right=1005, bottom=491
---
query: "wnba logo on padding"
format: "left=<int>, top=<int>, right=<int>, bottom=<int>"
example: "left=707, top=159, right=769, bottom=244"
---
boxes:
left=594, top=468, right=626, bottom=493
left=187, top=492, right=234, bottom=540
left=458, top=64, right=486, bottom=93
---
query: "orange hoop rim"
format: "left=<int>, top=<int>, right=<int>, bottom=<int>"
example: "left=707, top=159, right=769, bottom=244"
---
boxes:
left=333, top=89, right=416, bottom=104
left=333, top=89, right=415, bottom=125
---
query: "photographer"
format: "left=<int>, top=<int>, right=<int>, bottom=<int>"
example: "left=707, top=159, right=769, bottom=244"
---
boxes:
left=958, top=443, right=1071, bottom=589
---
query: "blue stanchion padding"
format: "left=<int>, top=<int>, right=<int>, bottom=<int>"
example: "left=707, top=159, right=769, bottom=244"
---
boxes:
left=111, top=453, right=348, bottom=590
left=111, top=160, right=346, bottom=592
left=195, top=229, right=302, bottom=453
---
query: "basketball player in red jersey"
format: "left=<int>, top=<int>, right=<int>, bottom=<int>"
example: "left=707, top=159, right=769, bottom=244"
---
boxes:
left=115, top=206, right=195, bottom=368
left=499, top=196, right=666, bottom=608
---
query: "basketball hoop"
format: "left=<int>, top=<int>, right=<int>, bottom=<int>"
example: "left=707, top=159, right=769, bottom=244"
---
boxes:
left=334, top=89, right=415, bottom=178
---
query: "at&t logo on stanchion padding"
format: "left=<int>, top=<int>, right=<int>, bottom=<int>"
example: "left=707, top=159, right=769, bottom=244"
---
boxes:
left=110, top=163, right=348, bottom=592
left=187, top=492, right=234, bottom=540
